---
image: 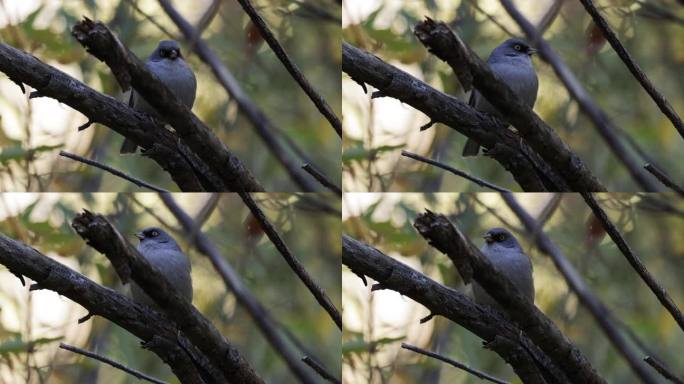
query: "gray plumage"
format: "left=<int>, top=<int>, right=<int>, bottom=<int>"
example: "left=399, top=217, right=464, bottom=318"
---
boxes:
left=121, top=40, right=197, bottom=154
left=462, top=38, right=539, bottom=157
left=130, top=227, right=193, bottom=308
left=472, top=227, right=534, bottom=312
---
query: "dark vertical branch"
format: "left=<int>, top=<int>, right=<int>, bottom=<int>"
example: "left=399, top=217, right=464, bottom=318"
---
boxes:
left=233, top=0, right=342, bottom=137
left=578, top=0, right=684, bottom=140
left=238, top=192, right=342, bottom=329
left=581, top=193, right=684, bottom=333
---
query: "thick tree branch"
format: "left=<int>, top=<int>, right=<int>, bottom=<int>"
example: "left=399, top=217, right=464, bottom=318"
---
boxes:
left=158, top=194, right=320, bottom=384
left=343, top=42, right=568, bottom=192
left=413, top=18, right=606, bottom=192
left=501, top=193, right=658, bottom=383
left=71, top=18, right=263, bottom=192
left=233, top=0, right=341, bottom=137
left=342, top=235, right=566, bottom=384
left=157, top=0, right=321, bottom=191
left=0, top=234, right=207, bottom=384
left=70, top=210, right=264, bottom=384
left=499, top=0, right=660, bottom=191
left=238, top=192, right=342, bottom=329
left=581, top=193, right=684, bottom=333
left=578, top=0, right=684, bottom=140
left=0, top=43, right=209, bottom=191
left=413, top=211, right=606, bottom=384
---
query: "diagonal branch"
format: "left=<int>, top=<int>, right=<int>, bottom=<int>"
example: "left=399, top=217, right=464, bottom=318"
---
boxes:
left=59, top=151, right=168, bottom=192
left=580, top=193, right=684, bottom=333
left=413, top=18, right=606, bottom=192
left=0, top=234, right=207, bottom=383
left=413, top=211, right=606, bottom=384
left=499, top=0, right=660, bottom=191
left=342, top=235, right=565, bottom=383
left=157, top=0, right=324, bottom=191
left=578, top=0, right=684, bottom=140
left=238, top=192, right=341, bottom=329
left=158, top=194, right=321, bottom=384
left=71, top=18, right=263, bottom=192
left=501, top=193, right=658, bottom=383
left=343, top=42, right=566, bottom=191
left=70, top=210, right=265, bottom=384
left=232, top=0, right=341, bottom=137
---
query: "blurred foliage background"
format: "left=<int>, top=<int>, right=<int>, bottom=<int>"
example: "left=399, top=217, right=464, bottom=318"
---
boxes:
left=342, top=0, right=684, bottom=192
left=342, top=193, right=684, bottom=383
left=0, top=192, right=341, bottom=383
left=0, top=0, right=340, bottom=191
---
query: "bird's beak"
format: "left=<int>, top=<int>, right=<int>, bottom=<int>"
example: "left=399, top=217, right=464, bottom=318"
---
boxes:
left=134, top=232, right=144, bottom=240
left=483, top=234, right=493, bottom=243
left=168, top=49, right=178, bottom=60
left=528, top=47, right=538, bottom=56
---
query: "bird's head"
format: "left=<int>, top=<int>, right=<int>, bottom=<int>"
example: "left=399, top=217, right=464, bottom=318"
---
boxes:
left=135, top=227, right=178, bottom=248
left=483, top=227, right=521, bottom=249
left=151, top=40, right=183, bottom=61
left=491, top=38, right=537, bottom=59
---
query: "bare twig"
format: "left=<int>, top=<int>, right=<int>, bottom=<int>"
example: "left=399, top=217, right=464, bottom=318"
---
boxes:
left=644, top=356, right=684, bottom=384
left=644, top=164, right=684, bottom=196
left=233, top=0, right=341, bottom=137
left=302, top=163, right=341, bottom=196
left=59, top=343, right=168, bottom=384
left=578, top=0, right=684, bottom=140
left=59, top=151, right=169, bottom=193
left=401, top=150, right=510, bottom=192
left=501, top=193, right=658, bottom=383
left=238, top=192, right=341, bottom=329
left=581, top=192, right=684, bottom=333
left=158, top=194, right=320, bottom=384
left=401, top=343, right=508, bottom=384
left=301, top=356, right=340, bottom=384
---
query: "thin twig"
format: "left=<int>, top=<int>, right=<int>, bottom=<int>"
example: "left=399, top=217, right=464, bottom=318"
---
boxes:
left=401, top=343, right=508, bottom=384
left=238, top=191, right=341, bottom=329
left=578, top=0, right=684, bottom=140
left=644, top=356, right=684, bottom=384
left=234, top=0, right=341, bottom=137
left=59, top=151, right=169, bottom=192
left=401, top=150, right=510, bottom=192
left=59, top=343, right=168, bottom=384
left=301, top=356, right=341, bottom=384
left=302, top=163, right=341, bottom=196
left=644, top=164, right=684, bottom=197
left=581, top=192, right=684, bottom=333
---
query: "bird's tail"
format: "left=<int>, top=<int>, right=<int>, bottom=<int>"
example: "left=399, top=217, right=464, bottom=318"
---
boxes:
left=462, top=138, right=480, bottom=157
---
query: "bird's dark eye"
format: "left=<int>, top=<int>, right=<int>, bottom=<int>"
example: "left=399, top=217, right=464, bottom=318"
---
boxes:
left=151, top=230, right=159, bottom=237
left=495, top=233, right=505, bottom=241
left=514, top=44, right=522, bottom=51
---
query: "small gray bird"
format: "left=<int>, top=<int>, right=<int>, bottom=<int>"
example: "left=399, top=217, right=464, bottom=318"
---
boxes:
left=462, top=38, right=538, bottom=157
left=121, top=40, right=197, bottom=154
left=472, top=228, right=534, bottom=312
left=130, top=227, right=193, bottom=308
